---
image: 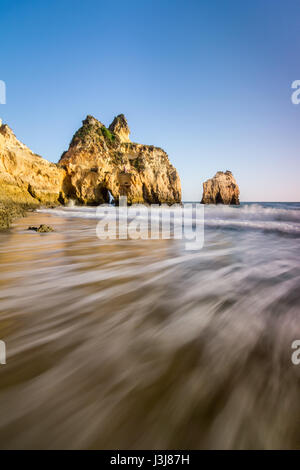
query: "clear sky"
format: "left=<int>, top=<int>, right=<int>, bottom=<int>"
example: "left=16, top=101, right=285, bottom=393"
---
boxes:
left=1, top=0, right=299, bottom=201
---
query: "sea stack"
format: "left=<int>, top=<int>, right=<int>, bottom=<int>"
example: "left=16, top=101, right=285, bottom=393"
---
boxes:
left=201, top=171, right=240, bottom=205
left=59, top=114, right=181, bottom=205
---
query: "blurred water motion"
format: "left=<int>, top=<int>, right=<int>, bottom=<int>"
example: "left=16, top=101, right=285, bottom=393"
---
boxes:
left=0, top=203, right=300, bottom=449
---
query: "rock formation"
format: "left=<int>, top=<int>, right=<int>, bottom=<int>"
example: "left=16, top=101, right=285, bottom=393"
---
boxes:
left=0, top=113, right=181, bottom=227
left=0, top=122, right=66, bottom=206
left=108, top=114, right=130, bottom=143
left=59, top=114, right=181, bottom=205
left=201, top=171, right=240, bottom=205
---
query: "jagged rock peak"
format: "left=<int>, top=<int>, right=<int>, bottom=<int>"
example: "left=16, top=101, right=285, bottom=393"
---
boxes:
left=201, top=170, right=240, bottom=205
left=82, top=115, right=104, bottom=127
left=0, top=121, right=14, bottom=137
left=0, top=121, right=33, bottom=150
left=108, top=114, right=130, bottom=143
left=59, top=114, right=181, bottom=205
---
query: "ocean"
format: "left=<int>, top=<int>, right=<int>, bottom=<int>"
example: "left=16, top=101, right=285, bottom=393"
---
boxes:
left=0, top=202, right=299, bottom=449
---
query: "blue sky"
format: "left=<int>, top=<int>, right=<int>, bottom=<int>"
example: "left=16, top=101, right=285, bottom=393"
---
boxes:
left=1, top=0, right=299, bottom=201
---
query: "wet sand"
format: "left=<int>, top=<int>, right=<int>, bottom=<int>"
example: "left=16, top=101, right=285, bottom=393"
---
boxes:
left=0, top=206, right=300, bottom=449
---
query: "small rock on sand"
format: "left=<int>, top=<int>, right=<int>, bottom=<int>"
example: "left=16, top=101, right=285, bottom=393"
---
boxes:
left=28, top=224, right=54, bottom=233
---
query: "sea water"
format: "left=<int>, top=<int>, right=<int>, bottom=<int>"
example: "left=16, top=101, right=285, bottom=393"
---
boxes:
left=0, top=202, right=299, bottom=449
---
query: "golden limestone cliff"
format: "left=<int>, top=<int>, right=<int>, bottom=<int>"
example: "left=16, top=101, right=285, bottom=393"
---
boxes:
left=201, top=171, right=240, bottom=205
left=0, top=115, right=181, bottom=227
left=58, top=114, right=182, bottom=205
left=0, top=121, right=66, bottom=206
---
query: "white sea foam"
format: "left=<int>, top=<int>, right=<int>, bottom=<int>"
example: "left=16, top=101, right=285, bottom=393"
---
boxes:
left=37, top=203, right=300, bottom=235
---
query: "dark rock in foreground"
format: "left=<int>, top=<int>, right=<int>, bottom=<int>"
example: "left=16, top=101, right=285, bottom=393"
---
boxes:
left=28, top=224, right=54, bottom=233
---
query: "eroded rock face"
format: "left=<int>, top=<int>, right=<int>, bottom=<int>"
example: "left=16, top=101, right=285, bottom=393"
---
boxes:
left=59, top=114, right=181, bottom=205
left=108, top=114, right=130, bottom=143
left=0, top=115, right=181, bottom=211
left=201, top=171, right=240, bottom=205
left=0, top=123, right=66, bottom=205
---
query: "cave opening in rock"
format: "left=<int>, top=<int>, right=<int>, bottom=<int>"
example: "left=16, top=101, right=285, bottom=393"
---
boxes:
left=94, top=185, right=110, bottom=205
left=215, top=191, right=223, bottom=204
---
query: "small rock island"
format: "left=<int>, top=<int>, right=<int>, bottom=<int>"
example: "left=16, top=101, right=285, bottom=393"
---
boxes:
left=201, top=171, right=240, bottom=205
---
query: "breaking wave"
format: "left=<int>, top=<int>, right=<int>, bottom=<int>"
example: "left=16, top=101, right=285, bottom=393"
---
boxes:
left=37, top=202, right=300, bottom=236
